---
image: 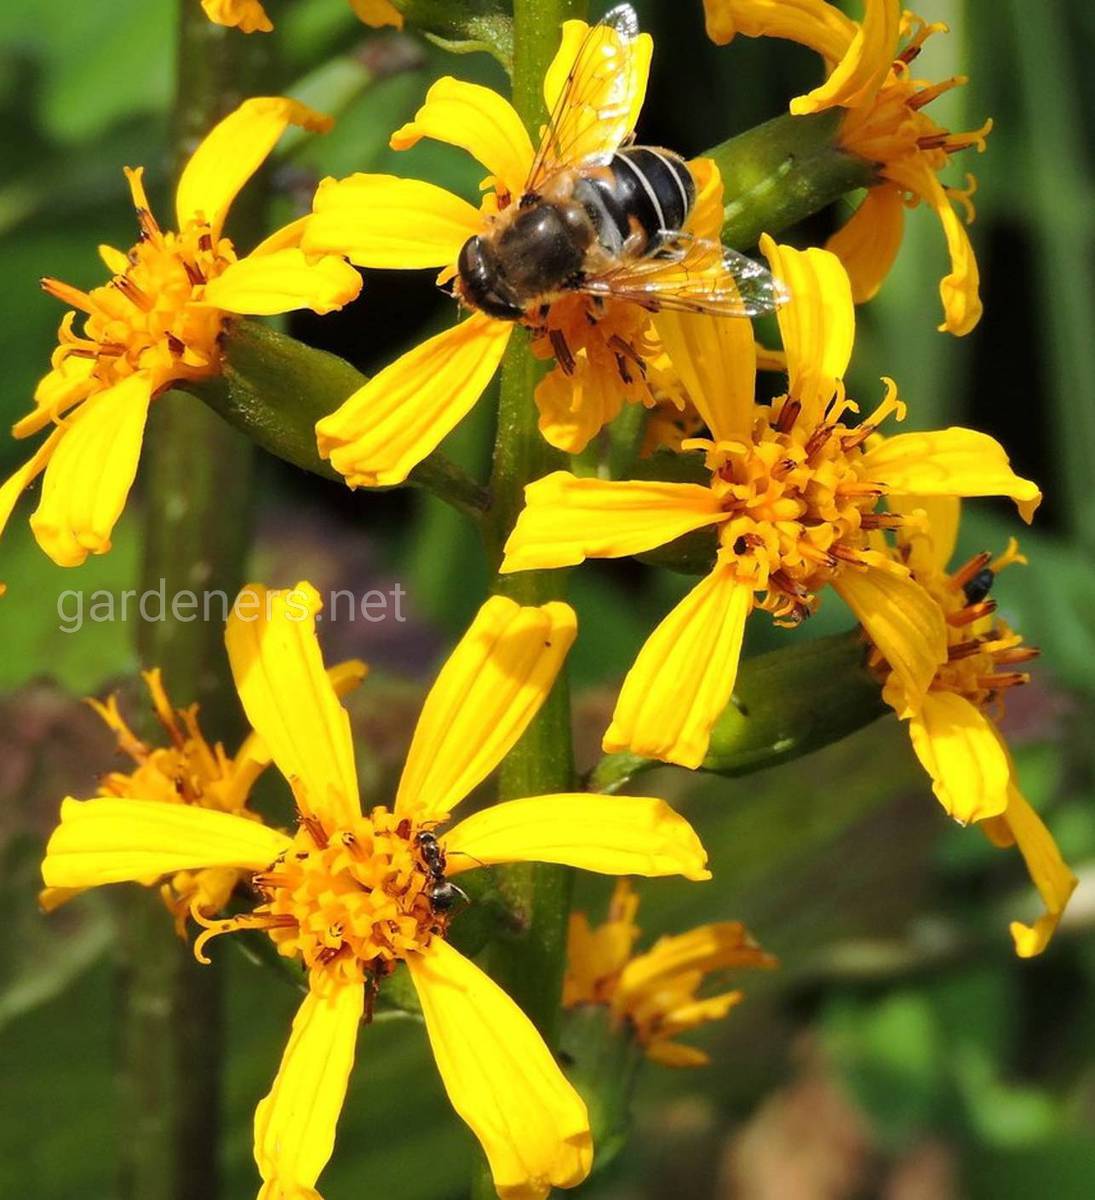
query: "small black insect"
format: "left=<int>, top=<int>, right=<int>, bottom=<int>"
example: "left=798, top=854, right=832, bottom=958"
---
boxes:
left=963, top=566, right=995, bottom=605
left=415, top=830, right=468, bottom=915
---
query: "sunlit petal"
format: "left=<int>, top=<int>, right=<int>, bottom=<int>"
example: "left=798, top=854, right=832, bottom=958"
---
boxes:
left=408, top=940, right=591, bottom=1200
left=226, top=582, right=360, bottom=828
left=702, top=0, right=856, bottom=62
left=605, top=565, right=753, bottom=769
left=254, top=984, right=364, bottom=1196
left=316, top=314, right=512, bottom=488
left=826, top=183, right=906, bottom=304
left=443, top=793, right=710, bottom=881
left=201, top=248, right=361, bottom=316
left=396, top=597, right=576, bottom=823
left=790, top=0, right=900, bottom=114
left=41, top=796, right=291, bottom=889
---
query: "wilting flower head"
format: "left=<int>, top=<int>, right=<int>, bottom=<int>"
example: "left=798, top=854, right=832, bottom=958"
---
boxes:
left=300, top=16, right=728, bottom=485
left=867, top=495, right=1076, bottom=956
left=704, top=0, right=992, bottom=335
left=564, top=880, right=775, bottom=1066
left=201, top=0, right=402, bottom=34
left=42, top=585, right=711, bottom=1200
left=40, top=660, right=365, bottom=933
left=501, top=241, right=1039, bottom=768
left=3, top=98, right=361, bottom=569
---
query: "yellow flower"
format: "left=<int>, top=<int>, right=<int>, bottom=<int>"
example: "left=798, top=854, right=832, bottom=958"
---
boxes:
left=200, top=0, right=402, bottom=34
left=3, top=98, right=361, bottom=569
left=42, top=585, right=711, bottom=1200
left=564, top=881, right=775, bottom=1067
left=300, top=17, right=727, bottom=484
left=869, top=495, right=1076, bottom=957
left=501, top=240, right=1040, bottom=769
left=40, top=659, right=366, bottom=934
left=703, top=0, right=992, bottom=335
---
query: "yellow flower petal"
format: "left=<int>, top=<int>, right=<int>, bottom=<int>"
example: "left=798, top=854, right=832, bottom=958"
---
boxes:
left=790, top=0, right=900, bottom=115
left=443, top=793, right=710, bottom=881
left=201, top=0, right=273, bottom=34
left=30, top=372, right=152, bottom=568
left=887, top=493, right=961, bottom=574
left=226, top=582, right=360, bottom=828
left=862, top=428, right=1042, bottom=522
left=254, top=984, right=364, bottom=1196
left=534, top=359, right=625, bottom=456
left=200, top=248, right=361, bottom=316
left=395, top=597, right=576, bottom=824
left=833, top=564, right=946, bottom=712
left=907, top=692, right=1010, bottom=823
left=316, top=313, right=512, bottom=488
left=686, top=157, right=726, bottom=241
left=826, top=183, right=906, bottom=304
left=500, top=472, right=726, bottom=574
left=760, top=237, right=855, bottom=429
left=0, top=424, right=66, bottom=549
left=654, top=310, right=757, bottom=443
left=176, top=98, right=333, bottom=236
left=390, top=77, right=534, bottom=201
left=542, top=19, right=653, bottom=170
left=1003, top=782, right=1077, bottom=958
left=347, top=0, right=403, bottom=29
left=604, top=565, right=753, bottom=769
left=303, top=174, right=480, bottom=269
left=888, top=157, right=982, bottom=336
left=645, top=1040, right=712, bottom=1068
left=41, top=796, right=291, bottom=889
left=19, top=354, right=96, bottom=438
left=702, top=0, right=855, bottom=59
left=407, top=939, right=592, bottom=1200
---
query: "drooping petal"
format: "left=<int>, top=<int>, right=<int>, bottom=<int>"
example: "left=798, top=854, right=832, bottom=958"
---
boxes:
left=542, top=19, right=653, bottom=168
left=316, top=314, right=512, bottom=488
left=41, top=796, right=291, bottom=889
left=862, top=428, right=1042, bottom=522
left=0, top=424, right=67, bottom=548
left=887, top=157, right=982, bottom=336
left=407, top=939, right=592, bottom=1200
left=201, top=0, right=273, bottom=34
left=254, top=984, right=364, bottom=1197
left=760, top=236, right=855, bottom=429
left=176, top=98, right=333, bottom=236
left=887, top=493, right=961, bottom=574
left=1002, top=781, right=1077, bottom=958
left=443, top=793, right=710, bottom=881
left=303, top=174, right=479, bottom=269
left=604, top=564, right=753, bottom=769
left=654, top=310, right=757, bottom=443
left=907, top=692, right=1010, bottom=823
left=702, top=0, right=856, bottom=62
left=200, top=248, right=361, bottom=316
left=225, top=582, right=360, bottom=828
left=29, top=372, right=152, bottom=567
left=826, top=183, right=906, bottom=304
left=347, top=0, right=403, bottom=29
left=790, top=0, right=900, bottom=115
left=500, top=472, right=726, bottom=574
left=390, top=77, right=534, bottom=201
left=395, top=597, right=577, bottom=824
left=833, top=565, right=946, bottom=713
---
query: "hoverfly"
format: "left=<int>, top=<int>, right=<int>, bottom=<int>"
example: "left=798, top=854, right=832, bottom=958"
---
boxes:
left=456, top=3, right=786, bottom=326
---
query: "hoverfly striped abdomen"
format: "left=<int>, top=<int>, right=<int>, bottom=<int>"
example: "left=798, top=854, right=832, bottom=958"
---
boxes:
left=575, top=147, right=696, bottom=258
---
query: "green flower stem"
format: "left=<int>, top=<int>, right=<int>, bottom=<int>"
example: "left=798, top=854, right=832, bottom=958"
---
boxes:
left=194, top=319, right=489, bottom=520
left=118, top=8, right=264, bottom=1200
left=471, top=2, right=585, bottom=1194
left=706, top=110, right=876, bottom=250
left=588, top=631, right=888, bottom=793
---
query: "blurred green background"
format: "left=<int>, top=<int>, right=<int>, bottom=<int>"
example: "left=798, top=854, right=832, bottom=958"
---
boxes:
left=2, top=1, right=1094, bottom=1197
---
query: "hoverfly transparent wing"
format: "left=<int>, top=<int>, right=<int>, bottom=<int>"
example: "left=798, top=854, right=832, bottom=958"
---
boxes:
left=524, top=4, right=644, bottom=197
left=577, top=232, right=790, bottom=318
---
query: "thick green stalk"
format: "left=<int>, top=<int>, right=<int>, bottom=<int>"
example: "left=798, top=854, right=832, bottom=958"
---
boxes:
left=706, top=110, right=876, bottom=250
left=117, top=7, right=263, bottom=1200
